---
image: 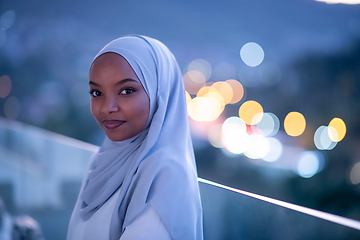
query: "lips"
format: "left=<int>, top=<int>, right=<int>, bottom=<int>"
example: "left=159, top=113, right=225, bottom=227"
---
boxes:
left=102, top=120, right=126, bottom=130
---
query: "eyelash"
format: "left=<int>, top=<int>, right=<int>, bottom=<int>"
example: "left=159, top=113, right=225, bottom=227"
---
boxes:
left=89, top=90, right=101, bottom=97
left=89, top=88, right=136, bottom=97
left=120, top=88, right=136, bottom=95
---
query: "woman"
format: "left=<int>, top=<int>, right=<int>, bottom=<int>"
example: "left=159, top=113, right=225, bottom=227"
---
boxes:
left=67, top=35, right=203, bottom=240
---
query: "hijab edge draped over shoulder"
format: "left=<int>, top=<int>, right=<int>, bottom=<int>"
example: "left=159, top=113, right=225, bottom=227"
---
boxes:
left=77, top=35, right=203, bottom=240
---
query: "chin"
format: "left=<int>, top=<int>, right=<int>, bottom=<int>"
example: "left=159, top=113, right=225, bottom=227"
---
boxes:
left=107, top=134, right=125, bottom=142
left=105, top=131, right=133, bottom=142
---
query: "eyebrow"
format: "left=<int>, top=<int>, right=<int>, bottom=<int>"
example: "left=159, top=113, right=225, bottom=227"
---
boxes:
left=89, top=78, right=139, bottom=86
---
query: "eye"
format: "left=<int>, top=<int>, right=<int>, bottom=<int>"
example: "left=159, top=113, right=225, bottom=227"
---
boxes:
left=89, top=90, right=102, bottom=97
left=120, top=88, right=136, bottom=95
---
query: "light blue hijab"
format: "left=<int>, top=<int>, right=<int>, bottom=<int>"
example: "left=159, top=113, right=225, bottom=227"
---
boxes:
left=79, top=35, right=203, bottom=240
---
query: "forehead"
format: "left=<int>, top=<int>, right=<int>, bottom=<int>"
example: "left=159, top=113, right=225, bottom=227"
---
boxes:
left=91, top=52, right=130, bottom=71
left=89, top=52, right=140, bottom=82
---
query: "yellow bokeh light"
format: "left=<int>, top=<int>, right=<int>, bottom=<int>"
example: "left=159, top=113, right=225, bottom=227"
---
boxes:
left=328, top=117, right=346, bottom=142
left=204, top=91, right=225, bottom=113
left=225, top=79, right=244, bottom=104
left=0, top=75, right=11, bottom=98
left=183, top=70, right=206, bottom=95
left=238, top=100, right=264, bottom=125
left=205, top=96, right=222, bottom=121
left=188, top=97, right=209, bottom=122
left=196, top=86, right=218, bottom=97
left=284, top=112, right=306, bottom=137
left=187, top=96, right=221, bottom=122
left=211, top=81, right=233, bottom=104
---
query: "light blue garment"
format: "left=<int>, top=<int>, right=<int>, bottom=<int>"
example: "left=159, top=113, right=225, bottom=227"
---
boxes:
left=73, top=35, right=203, bottom=240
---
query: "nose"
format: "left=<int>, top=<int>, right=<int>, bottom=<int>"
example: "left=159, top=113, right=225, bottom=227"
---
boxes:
left=101, top=96, right=119, bottom=114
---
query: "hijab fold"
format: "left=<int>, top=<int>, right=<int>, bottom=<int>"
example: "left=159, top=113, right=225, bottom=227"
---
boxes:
left=78, top=35, right=203, bottom=240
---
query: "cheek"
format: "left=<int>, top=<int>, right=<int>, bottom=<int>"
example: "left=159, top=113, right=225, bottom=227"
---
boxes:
left=132, top=95, right=150, bottom=123
left=90, top=101, right=100, bottom=120
left=141, top=96, right=150, bottom=121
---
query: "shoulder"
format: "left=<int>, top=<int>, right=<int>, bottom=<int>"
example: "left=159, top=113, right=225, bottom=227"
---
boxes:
left=135, top=150, right=199, bottom=198
left=138, top=150, right=192, bottom=180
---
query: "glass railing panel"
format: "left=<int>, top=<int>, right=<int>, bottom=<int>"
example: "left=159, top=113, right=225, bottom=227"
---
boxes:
left=1, top=118, right=360, bottom=240
left=199, top=179, right=360, bottom=240
left=0, top=118, right=96, bottom=239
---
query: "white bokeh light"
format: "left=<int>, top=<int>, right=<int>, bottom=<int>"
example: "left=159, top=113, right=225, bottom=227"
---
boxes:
left=240, top=42, right=265, bottom=67
left=223, top=128, right=250, bottom=154
left=314, top=126, right=337, bottom=150
left=262, top=137, right=283, bottom=162
left=244, top=134, right=270, bottom=159
left=297, top=151, right=322, bottom=178
left=252, top=112, right=280, bottom=137
left=222, top=116, right=247, bottom=136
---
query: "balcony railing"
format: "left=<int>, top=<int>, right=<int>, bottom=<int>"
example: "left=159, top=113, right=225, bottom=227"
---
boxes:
left=1, top=117, right=359, bottom=239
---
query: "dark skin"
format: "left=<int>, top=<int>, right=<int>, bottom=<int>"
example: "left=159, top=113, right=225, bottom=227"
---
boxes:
left=89, top=53, right=150, bottom=142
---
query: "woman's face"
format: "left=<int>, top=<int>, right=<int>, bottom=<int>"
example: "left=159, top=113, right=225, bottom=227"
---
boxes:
left=89, top=52, right=150, bottom=141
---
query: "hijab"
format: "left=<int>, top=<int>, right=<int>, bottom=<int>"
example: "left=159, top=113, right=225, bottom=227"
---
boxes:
left=79, top=35, right=203, bottom=240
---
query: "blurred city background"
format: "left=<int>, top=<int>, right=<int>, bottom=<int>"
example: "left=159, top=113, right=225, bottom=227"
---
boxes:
left=0, top=0, right=360, bottom=239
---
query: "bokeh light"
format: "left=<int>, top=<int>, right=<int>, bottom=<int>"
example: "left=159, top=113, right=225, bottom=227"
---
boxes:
left=208, top=124, right=223, bottom=148
left=222, top=116, right=247, bottom=136
left=244, top=134, right=270, bottom=159
left=188, top=96, right=222, bottom=122
left=262, top=137, right=283, bottom=162
left=314, top=126, right=337, bottom=150
left=225, top=79, right=244, bottom=104
left=284, top=112, right=306, bottom=137
left=349, top=162, right=360, bottom=185
left=251, top=112, right=280, bottom=137
left=0, top=75, right=12, bottom=98
left=328, top=117, right=346, bottom=142
left=183, top=70, right=206, bottom=95
left=188, top=59, right=212, bottom=80
left=0, top=10, right=16, bottom=30
left=239, top=100, right=264, bottom=125
left=297, top=151, right=321, bottom=178
left=240, top=42, right=265, bottom=67
left=188, top=97, right=211, bottom=122
left=4, top=96, right=20, bottom=120
left=222, top=128, right=250, bottom=154
left=196, top=85, right=217, bottom=98
left=211, top=81, right=233, bottom=104
left=204, top=91, right=225, bottom=113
